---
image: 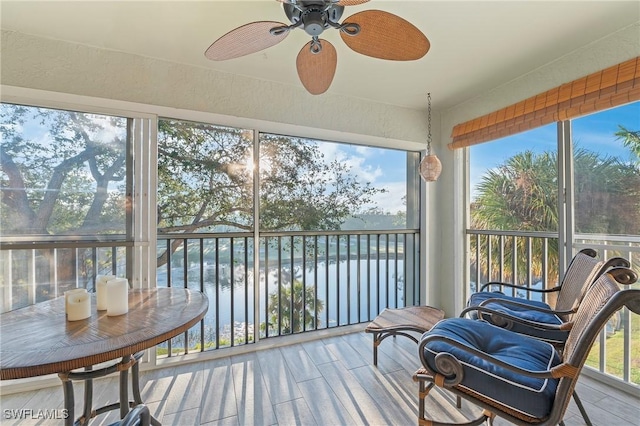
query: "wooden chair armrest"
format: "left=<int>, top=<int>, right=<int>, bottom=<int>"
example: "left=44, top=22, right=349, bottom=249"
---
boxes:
left=459, top=305, right=566, bottom=332
left=479, top=281, right=562, bottom=294
left=478, top=297, right=567, bottom=315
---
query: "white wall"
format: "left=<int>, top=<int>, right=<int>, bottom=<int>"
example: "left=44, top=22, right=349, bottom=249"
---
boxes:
left=432, top=22, right=640, bottom=316
left=0, top=30, right=428, bottom=151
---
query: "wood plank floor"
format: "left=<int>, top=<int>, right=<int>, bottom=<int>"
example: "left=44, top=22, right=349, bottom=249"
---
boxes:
left=1, top=331, right=638, bottom=425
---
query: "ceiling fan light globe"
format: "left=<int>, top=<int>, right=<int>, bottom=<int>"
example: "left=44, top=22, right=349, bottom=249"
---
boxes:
left=303, top=11, right=326, bottom=36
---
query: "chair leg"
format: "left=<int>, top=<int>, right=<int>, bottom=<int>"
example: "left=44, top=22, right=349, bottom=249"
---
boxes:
left=572, top=390, right=592, bottom=426
left=418, top=379, right=425, bottom=424
left=417, top=380, right=435, bottom=425
left=372, top=332, right=379, bottom=366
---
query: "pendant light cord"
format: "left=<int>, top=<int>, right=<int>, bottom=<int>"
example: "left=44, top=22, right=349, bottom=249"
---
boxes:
left=427, top=93, right=432, bottom=155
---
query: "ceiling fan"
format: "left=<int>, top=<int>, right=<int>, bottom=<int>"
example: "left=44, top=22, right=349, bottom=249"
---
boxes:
left=204, top=0, right=430, bottom=95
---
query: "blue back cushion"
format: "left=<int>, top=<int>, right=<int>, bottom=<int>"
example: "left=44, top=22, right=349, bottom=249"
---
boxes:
left=467, top=292, right=568, bottom=343
left=480, top=301, right=567, bottom=343
left=468, top=291, right=551, bottom=310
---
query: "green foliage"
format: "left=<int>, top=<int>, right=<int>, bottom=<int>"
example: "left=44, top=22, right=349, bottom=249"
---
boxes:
left=574, top=148, right=640, bottom=235
left=471, top=150, right=559, bottom=280
left=472, top=150, right=558, bottom=232
left=1, top=107, right=383, bottom=267
left=156, top=123, right=382, bottom=237
left=586, top=315, right=640, bottom=385
left=263, top=277, right=324, bottom=335
left=1, top=104, right=128, bottom=235
left=470, top=142, right=640, bottom=283
left=616, top=126, right=640, bottom=165
left=156, top=123, right=384, bottom=265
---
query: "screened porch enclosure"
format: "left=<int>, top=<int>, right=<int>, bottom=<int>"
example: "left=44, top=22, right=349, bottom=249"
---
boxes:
left=0, top=102, right=422, bottom=360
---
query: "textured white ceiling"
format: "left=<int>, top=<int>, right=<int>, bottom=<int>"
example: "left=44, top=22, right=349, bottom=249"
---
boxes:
left=1, top=1, right=639, bottom=110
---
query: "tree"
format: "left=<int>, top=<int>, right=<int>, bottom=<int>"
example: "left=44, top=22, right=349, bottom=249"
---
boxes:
left=263, top=274, right=324, bottom=335
left=1, top=105, right=128, bottom=302
left=472, top=150, right=558, bottom=233
left=573, top=148, right=640, bottom=235
left=616, top=126, right=640, bottom=165
left=1, top=106, right=383, bottom=273
left=471, top=145, right=640, bottom=287
left=1, top=105, right=127, bottom=235
left=156, top=120, right=383, bottom=265
left=471, top=150, right=559, bottom=284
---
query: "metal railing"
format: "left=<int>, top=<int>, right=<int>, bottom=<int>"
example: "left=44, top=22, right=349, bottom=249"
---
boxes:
left=467, top=229, right=558, bottom=304
left=467, top=228, right=640, bottom=389
left=0, top=230, right=419, bottom=358
left=574, top=234, right=639, bottom=388
left=0, top=239, right=129, bottom=314
left=157, top=229, right=420, bottom=357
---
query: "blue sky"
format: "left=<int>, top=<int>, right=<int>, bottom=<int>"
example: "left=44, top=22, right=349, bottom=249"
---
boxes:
left=470, top=101, right=640, bottom=199
left=329, top=101, right=639, bottom=214
left=317, top=141, right=408, bottom=214
left=9, top=101, right=637, bottom=216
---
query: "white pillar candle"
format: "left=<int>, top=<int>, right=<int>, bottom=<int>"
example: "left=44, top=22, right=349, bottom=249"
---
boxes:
left=67, top=291, right=91, bottom=321
left=95, top=274, right=116, bottom=311
left=106, top=278, right=129, bottom=316
left=64, top=288, right=87, bottom=316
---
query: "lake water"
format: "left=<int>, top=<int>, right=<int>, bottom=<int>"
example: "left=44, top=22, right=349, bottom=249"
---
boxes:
left=158, top=258, right=406, bottom=343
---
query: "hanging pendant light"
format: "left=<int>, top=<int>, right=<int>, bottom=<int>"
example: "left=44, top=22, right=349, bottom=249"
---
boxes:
left=419, top=93, right=442, bottom=182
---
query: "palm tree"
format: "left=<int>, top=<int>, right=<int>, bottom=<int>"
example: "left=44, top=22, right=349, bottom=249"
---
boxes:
left=471, top=146, right=640, bottom=289
left=471, top=150, right=559, bottom=285
left=264, top=277, right=324, bottom=335
left=615, top=126, right=640, bottom=165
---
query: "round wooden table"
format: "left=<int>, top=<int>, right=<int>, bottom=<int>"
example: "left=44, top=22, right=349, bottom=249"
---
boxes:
left=0, top=288, right=208, bottom=425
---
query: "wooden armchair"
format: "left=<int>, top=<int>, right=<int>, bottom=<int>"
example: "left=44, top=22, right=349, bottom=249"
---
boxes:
left=464, top=249, right=630, bottom=345
left=414, top=267, right=639, bottom=426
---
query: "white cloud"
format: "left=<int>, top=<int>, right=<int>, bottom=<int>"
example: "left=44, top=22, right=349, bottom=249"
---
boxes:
left=315, top=141, right=403, bottom=212
left=355, top=146, right=371, bottom=156
left=343, top=155, right=383, bottom=182
left=366, top=181, right=406, bottom=213
left=317, top=141, right=339, bottom=160
left=317, top=143, right=383, bottom=183
left=89, top=116, right=126, bottom=144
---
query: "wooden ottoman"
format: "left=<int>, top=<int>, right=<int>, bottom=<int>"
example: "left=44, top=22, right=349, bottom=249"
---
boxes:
left=365, top=306, right=445, bottom=365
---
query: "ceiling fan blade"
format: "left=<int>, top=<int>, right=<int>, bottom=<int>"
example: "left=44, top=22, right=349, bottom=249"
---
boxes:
left=205, top=21, right=289, bottom=61
left=340, top=10, right=430, bottom=61
left=296, top=39, right=337, bottom=95
left=335, top=0, right=371, bottom=5
left=277, top=0, right=370, bottom=5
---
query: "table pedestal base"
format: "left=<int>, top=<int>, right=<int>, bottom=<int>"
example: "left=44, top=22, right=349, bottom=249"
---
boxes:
left=58, top=352, right=160, bottom=426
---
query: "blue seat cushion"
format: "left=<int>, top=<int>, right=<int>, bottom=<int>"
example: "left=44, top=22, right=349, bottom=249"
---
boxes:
left=422, top=318, right=560, bottom=419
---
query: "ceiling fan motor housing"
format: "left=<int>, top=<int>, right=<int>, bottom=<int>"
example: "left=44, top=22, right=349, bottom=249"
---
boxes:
left=284, top=2, right=344, bottom=36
